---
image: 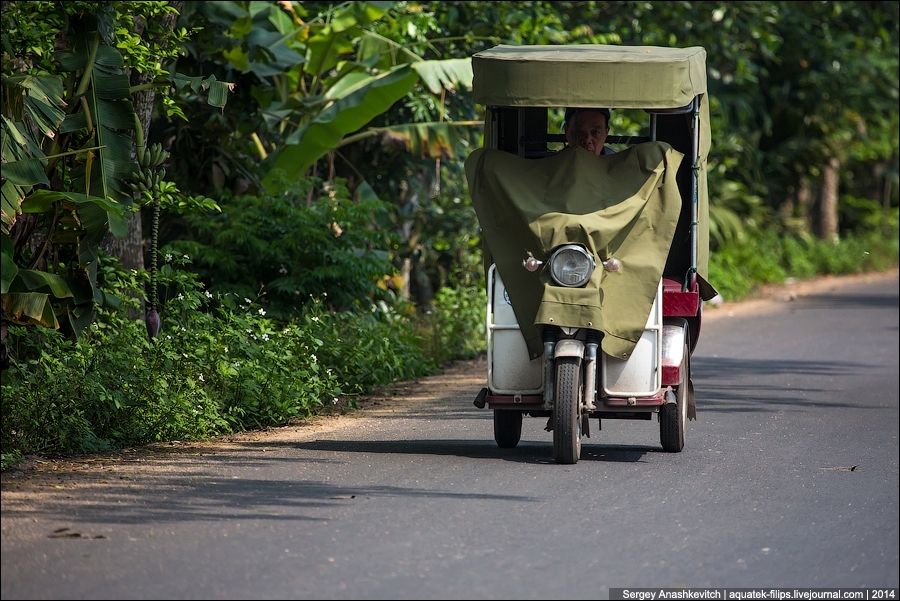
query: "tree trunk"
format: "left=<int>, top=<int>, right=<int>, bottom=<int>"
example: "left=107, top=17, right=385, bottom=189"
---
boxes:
left=874, top=163, right=893, bottom=229
left=883, top=178, right=893, bottom=229
left=796, top=176, right=812, bottom=234
left=102, top=2, right=183, bottom=317
left=819, top=156, right=840, bottom=242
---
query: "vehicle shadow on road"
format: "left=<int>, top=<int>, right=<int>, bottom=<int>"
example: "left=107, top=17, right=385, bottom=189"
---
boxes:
left=691, top=357, right=890, bottom=412
left=797, top=292, right=899, bottom=311
left=283, top=438, right=656, bottom=465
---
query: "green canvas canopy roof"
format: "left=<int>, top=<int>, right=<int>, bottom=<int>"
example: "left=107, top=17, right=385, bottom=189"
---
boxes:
left=472, top=44, right=707, bottom=109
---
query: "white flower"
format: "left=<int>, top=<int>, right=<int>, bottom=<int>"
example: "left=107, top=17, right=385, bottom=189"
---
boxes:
left=261, top=334, right=269, bottom=341
left=205, top=291, right=213, bottom=298
left=224, top=347, right=228, bottom=353
left=332, top=397, right=338, bottom=405
left=258, top=308, right=266, bottom=316
left=311, top=354, right=317, bottom=363
left=244, top=298, right=252, bottom=304
left=312, top=316, right=319, bottom=322
left=165, top=253, right=173, bottom=263
left=199, top=374, right=205, bottom=382
left=176, top=293, right=184, bottom=300
left=279, top=265, right=288, bottom=274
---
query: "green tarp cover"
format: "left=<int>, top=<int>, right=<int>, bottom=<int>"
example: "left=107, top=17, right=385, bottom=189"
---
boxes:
left=465, top=142, right=684, bottom=361
left=472, top=44, right=707, bottom=109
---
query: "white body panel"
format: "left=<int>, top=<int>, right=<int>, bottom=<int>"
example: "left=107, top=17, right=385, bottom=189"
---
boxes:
left=487, top=265, right=543, bottom=394
left=600, top=279, right=663, bottom=397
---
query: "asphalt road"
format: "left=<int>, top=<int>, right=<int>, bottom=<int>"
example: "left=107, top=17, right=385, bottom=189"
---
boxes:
left=2, top=272, right=898, bottom=599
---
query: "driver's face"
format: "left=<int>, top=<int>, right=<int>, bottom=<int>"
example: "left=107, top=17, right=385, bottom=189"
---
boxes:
left=565, top=111, right=609, bottom=155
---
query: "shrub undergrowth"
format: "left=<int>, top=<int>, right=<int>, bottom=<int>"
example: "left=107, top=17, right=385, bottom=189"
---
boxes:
left=1, top=255, right=438, bottom=469
left=709, top=224, right=898, bottom=301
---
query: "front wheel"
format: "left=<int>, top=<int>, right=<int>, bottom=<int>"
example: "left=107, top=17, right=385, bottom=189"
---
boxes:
left=493, top=410, right=523, bottom=448
left=553, top=356, right=583, bottom=464
left=660, top=337, right=689, bottom=452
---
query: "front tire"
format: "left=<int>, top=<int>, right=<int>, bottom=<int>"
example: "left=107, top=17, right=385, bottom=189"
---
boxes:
left=493, top=410, right=523, bottom=448
left=660, top=337, right=689, bottom=452
left=553, top=356, right=583, bottom=464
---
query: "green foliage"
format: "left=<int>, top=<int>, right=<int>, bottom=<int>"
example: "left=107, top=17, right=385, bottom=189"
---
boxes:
left=708, top=229, right=789, bottom=299
left=709, top=224, right=899, bottom=301
left=415, top=283, right=487, bottom=363
left=840, top=194, right=897, bottom=233
left=707, top=178, right=772, bottom=250
left=163, top=178, right=399, bottom=320
left=1, top=2, right=186, bottom=77
left=1, top=0, right=233, bottom=343
left=168, top=0, right=479, bottom=197
left=309, top=295, right=438, bottom=395
left=1, top=253, right=437, bottom=465
left=370, top=157, right=485, bottom=305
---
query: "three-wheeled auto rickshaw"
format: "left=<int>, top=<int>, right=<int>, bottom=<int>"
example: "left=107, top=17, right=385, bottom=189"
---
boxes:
left=465, top=44, right=718, bottom=464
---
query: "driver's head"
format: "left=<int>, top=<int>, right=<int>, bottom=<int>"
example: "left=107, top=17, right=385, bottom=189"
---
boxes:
left=564, top=107, right=610, bottom=156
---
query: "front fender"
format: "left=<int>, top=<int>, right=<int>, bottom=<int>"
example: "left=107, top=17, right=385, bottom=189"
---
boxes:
left=554, top=338, right=585, bottom=359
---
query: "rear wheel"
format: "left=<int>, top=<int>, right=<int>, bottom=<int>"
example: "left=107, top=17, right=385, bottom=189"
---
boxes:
left=553, top=357, right=583, bottom=464
left=493, top=410, right=523, bottom=448
left=660, top=337, right=689, bottom=452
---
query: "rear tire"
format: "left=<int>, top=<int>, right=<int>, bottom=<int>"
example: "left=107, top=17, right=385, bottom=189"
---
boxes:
left=493, top=410, right=523, bottom=448
left=660, top=337, right=689, bottom=452
left=553, top=357, right=583, bottom=464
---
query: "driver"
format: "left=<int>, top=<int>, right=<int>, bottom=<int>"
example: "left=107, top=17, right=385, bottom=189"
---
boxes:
left=564, top=107, right=614, bottom=155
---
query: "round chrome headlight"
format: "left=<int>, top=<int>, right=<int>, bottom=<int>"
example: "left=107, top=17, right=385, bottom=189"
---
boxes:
left=548, top=245, right=595, bottom=287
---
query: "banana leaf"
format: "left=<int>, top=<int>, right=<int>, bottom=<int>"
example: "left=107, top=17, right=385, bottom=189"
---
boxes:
left=1, top=236, right=18, bottom=294
left=262, top=64, right=419, bottom=191
left=365, top=122, right=464, bottom=160
left=411, top=59, right=474, bottom=94
left=1, top=292, right=59, bottom=329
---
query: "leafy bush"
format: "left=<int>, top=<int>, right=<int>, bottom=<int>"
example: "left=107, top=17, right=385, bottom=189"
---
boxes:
left=304, top=293, right=438, bottom=396
left=415, top=284, right=487, bottom=363
left=707, top=229, right=789, bottom=299
left=709, top=224, right=899, bottom=301
left=164, top=179, right=400, bottom=321
left=1, top=254, right=435, bottom=468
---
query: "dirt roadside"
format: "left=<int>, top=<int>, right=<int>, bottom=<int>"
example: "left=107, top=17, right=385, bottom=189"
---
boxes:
left=2, top=268, right=897, bottom=495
